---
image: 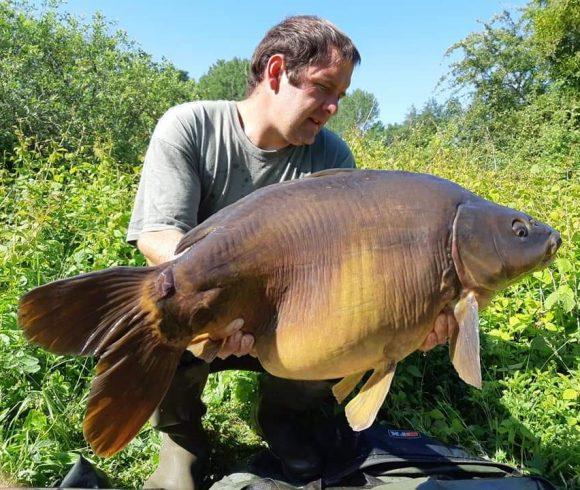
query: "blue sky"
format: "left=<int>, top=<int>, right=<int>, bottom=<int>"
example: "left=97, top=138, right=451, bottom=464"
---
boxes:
left=54, top=0, right=527, bottom=125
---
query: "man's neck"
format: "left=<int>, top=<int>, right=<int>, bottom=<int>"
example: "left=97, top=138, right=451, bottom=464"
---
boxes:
left=236, top=97, right=288, bottom=151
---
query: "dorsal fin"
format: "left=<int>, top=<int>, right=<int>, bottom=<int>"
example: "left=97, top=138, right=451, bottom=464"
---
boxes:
left=307, top=168, right=358, bottom=179
left=175, top=225, right=217, bottom=255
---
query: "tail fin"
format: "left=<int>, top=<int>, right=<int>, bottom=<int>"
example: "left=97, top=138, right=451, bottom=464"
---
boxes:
left=18, top=266, right=186, bottom=456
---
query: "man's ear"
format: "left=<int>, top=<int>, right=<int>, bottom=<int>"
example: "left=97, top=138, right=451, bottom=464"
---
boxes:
left=265, top=54, right=285, bottom=92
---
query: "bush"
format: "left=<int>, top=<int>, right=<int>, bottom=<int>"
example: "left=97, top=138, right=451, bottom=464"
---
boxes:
left=0, top=0, right=196, bottom=165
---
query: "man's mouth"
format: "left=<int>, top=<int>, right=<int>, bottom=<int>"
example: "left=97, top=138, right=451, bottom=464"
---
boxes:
left=309, top=117, right=323, bottom=128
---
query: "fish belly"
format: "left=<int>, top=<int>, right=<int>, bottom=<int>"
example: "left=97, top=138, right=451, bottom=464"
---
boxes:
left=255, top=245, right=443, bottom=380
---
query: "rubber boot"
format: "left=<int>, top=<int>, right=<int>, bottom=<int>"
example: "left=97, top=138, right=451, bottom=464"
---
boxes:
left=144, top=351, right=210, bottom=490
left=256, top=375, right=336, bottom=483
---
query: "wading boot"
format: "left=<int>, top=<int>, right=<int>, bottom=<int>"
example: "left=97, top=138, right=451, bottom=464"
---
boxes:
left=144, top=352, right=210, bottom=490
left=256, top=375, right=337, bottom=483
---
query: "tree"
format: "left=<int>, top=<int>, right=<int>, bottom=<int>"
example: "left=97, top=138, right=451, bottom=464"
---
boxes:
left=382, top=98, right=464, bottom=146
left=196, top=58, right=250, bottom=101
left=443, top=11, right=545, bottom=115
left=526, top=0, right=580, bottom=90
left=0, top=1, right=197, bottom=164
left=327, top=89, right=380, bottom=136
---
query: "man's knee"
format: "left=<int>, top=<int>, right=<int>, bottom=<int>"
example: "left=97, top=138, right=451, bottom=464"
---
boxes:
left=256, top=375, right=338, bottom=482
left=145, top=352, right=211, bottom=490
left=259, top=375, right=335, bottom=411
left=151, top=351, right=210, bottom=430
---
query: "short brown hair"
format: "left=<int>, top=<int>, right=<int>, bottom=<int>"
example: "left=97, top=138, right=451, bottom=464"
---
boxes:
left=247, top=16, right=360, bottom=95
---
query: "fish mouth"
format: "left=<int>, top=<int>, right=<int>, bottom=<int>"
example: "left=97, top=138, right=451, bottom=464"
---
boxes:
left=542, top=232, right=562, bottom=265
left=549, top=232, right=562, bottom=255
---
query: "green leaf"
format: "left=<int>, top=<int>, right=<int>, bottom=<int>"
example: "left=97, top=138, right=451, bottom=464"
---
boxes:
left=557, top=285, right=576, bottom=313
left=544, top=291, right=559, bottom=310
left=543, top=322, right=558, bottom=332
left=20, top=354, right=41, bottom=374
left=555, top=258, right=573, bottom=274
left=532, top=270, right=551, bottom=284
left=407, top=364, right=422, bottom=378
left=429, top=408, right=445, bottom=420
left=24, top=409, right=47, bottom=432
left=562, top=389, right=577, bottom=400
left=544, top=285, right=576, bottom=312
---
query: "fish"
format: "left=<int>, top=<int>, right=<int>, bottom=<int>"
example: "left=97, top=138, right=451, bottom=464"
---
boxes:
left=18, top=169, right=561, bottom=457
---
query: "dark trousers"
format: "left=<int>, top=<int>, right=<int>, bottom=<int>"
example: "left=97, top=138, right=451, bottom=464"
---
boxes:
left=145, top=352, right=339, bottom=489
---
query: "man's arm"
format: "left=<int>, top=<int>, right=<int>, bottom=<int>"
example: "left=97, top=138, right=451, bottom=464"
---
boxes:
left=137, top=229, right=255, bottom=359
left=138, top=229, right=187, bottom=266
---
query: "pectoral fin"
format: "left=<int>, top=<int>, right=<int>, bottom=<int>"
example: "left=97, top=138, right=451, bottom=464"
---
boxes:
left=450, top=292, right=482, bottom=389
left=344, top=361, right=396, bottom=431
left=332, top=371, right=366, bottom=404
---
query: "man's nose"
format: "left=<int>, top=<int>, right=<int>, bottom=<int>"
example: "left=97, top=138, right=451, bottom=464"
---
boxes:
left=324, top=96, right=339, bottom=116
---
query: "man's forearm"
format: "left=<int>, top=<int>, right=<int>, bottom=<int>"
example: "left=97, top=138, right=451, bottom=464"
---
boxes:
left=137, top=229, right=185, bottom=266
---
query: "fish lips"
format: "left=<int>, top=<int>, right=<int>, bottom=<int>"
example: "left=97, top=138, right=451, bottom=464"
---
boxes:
left=545, top=231, right=562, bottom=262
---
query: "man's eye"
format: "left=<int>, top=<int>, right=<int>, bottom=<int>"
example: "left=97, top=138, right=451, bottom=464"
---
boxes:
left=316, top=84, right=329, bottom=92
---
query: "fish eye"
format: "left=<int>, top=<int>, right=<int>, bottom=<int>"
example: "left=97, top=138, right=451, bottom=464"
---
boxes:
left=512, top=220, right=528, bottom=238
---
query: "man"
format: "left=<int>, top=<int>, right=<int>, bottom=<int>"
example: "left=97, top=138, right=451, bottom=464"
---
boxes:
left=127, top=16, right=456, bottom=490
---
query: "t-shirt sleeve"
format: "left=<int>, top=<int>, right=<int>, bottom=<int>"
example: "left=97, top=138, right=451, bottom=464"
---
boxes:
left=333, top=135, right=356, bottom=169
left=126, top=107, right=201, bottom=245
left=315, top=128, right=356, bottom=171
left=336, top=142, right=356, bottom=169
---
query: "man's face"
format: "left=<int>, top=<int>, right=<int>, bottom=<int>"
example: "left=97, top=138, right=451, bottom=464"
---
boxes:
left=273, top=54, right=354, bottom=146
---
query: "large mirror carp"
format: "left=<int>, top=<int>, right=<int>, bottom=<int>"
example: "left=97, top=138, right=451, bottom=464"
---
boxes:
left=18, top=169, right=561, bottom=457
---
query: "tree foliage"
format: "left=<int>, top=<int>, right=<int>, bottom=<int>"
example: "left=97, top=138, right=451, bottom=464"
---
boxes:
left=0, top=0, right=196, bottom=164
left=327, top=88, right=381, bottom=136
left=399, top=0, right=580, bottom=167
left=195, top=58, right=250, bottom=101
left=443, top=11, right=545, bottom=114
left=382, top=98, right=463, bottom=146
left=526, top=0, right=580, bottom=90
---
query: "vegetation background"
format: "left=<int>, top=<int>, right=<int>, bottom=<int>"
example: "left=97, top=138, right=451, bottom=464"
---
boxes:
left=0, top=0, right=578, bottom=487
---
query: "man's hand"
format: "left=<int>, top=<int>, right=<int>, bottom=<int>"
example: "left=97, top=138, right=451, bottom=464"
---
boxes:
left=418, top=307, right=458, bottom=352
left=188, top=319, right=255, bottom=362
left=215, top=321, right=255, bottom=359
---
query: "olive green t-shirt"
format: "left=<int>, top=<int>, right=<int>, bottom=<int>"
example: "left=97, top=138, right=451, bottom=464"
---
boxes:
left=127, top=100, right=355, bottom=244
